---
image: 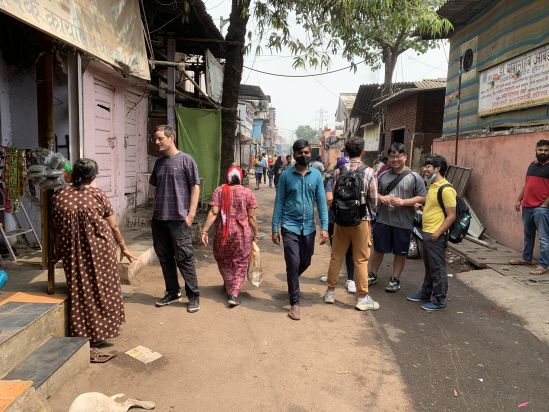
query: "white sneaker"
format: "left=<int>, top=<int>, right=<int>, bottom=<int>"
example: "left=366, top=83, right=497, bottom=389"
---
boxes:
left=324, top=289, right=336, bottom=303
left=355, top=294, right=380, bottom=311
left=346, top=280, right=357, bottom=294
left=319, top=274, right=328, bottom=282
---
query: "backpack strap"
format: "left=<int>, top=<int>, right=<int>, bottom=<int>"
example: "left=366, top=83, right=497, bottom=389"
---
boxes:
left=381, top=170, right=412, bottom=195
left=437, top=183, right=453, bottom=217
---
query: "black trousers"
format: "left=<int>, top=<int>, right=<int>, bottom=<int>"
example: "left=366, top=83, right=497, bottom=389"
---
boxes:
left=282, top=228, right=316, bottom=305
left=421, top=232, right=448, bottom=304
left=152, top=219, right=199, bottom=298
left=328, top=222, right=355, bottom=281
left=262, top=167, right=267, bottom=183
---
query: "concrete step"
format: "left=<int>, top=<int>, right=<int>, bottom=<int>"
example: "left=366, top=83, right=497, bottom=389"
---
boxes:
left=0, top=294, right=66, bottom=377
left=1, top=336, right=89, bottom=410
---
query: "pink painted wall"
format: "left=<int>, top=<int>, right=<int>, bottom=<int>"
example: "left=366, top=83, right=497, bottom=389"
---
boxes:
left=82, top=61, right=148, bottom=220
left=433, top=131, right=548, bottom=255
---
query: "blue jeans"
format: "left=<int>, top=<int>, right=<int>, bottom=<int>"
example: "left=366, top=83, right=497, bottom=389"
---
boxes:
left=522, top=207, right=549, bottom=267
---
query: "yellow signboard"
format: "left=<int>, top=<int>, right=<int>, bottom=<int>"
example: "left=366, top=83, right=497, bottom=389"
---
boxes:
left=0, top=0, right=150, bottom=80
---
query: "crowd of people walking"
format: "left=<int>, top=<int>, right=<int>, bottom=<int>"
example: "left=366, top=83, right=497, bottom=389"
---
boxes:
left=54, top=124, right=549, bottom=356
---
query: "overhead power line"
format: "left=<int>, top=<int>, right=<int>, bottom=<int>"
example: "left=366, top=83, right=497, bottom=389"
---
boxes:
left=243, top=60, right=366, bottom=78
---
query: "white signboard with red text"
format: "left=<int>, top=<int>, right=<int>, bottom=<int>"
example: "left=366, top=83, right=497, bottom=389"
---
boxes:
left=478, top=43, right=549, bottom=116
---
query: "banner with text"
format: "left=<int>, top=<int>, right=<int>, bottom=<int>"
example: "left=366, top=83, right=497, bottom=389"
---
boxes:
left=479, top=43, right=549, bottom=116
left=0, top=0, right=150, bottom=80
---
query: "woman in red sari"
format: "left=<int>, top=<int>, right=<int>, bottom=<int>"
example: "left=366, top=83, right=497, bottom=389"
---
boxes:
left=201, top=166, right=259, bottom=306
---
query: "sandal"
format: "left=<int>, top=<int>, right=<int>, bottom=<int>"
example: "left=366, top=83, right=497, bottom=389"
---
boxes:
left=509, top=258, right=533, bottom=266
left=288, top=305, right=300, bottom=321
left=529, top=267, right=548, bottom=276
left=90, top=349, right=117, bottom=363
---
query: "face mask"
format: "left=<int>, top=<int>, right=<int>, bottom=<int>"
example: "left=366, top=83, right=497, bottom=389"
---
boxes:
left=536, top=153, right=549, bottom=162
left=426, top=172, right=438, bottom=184
left=295, top=155, right=312, bottom=166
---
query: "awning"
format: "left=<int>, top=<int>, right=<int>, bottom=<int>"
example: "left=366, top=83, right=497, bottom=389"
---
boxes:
left=0, top=0, right=150, bottom=80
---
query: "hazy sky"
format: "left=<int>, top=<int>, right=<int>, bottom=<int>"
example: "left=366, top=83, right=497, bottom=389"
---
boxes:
left=205, top=0, right=450, bottom=142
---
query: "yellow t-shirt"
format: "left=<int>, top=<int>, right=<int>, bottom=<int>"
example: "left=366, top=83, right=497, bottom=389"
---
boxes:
left=422, top=178, right=457, bottom=234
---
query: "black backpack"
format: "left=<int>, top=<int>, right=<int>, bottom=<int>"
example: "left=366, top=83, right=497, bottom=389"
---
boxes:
left=333, top=165, right=369, bottom=226
left=437, top=184, right=471, bottom=244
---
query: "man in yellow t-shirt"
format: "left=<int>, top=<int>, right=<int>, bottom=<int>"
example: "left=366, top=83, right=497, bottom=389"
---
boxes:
left=407, top=155, right=456, bottom=311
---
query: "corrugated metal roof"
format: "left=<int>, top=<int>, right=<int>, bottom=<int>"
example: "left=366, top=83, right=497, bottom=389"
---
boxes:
left=349, top=82, right=416, bottom=123
left=437, top=0, right=497, bottom=26
left=239, top=85, right=266, bottom=99
left=340, top=93, right=357, bottom=110
left=414, top=79, right=447, bottom=89
left=373, top=80, right=446, bottom=109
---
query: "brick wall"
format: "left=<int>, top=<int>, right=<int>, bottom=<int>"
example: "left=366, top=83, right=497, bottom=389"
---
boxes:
left=383, top=90, right=445, bottom=159
left=383, top=94, right=418, bottom=154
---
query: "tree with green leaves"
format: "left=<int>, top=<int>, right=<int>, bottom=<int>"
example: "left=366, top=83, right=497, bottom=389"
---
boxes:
left=219, top=0, right=451, bottom=180
left=295, top=125, right=318, bottom=141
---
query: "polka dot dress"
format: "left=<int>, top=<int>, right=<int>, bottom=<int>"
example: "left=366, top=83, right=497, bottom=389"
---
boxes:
left=52, top=186, right=125, bottom=343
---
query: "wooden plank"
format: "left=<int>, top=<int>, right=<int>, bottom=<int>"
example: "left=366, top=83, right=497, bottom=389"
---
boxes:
left=487, top=264, right=537, bottom=277
left=468, top=255, right=522, bottom=264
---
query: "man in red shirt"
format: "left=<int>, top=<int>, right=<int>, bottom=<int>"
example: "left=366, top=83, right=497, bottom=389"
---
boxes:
left=510, top=139, right=549, bottom=275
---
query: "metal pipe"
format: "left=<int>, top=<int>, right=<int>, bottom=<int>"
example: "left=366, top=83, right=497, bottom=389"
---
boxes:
left=455, top=56, right=463, bottom=165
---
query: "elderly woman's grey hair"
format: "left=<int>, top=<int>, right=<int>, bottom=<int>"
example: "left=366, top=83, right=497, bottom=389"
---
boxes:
left=72, top=158, right=99, bottom=187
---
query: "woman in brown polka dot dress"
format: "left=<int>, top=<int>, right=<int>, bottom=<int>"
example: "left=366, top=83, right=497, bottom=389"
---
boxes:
left=52, top=158, right=136, bottom=350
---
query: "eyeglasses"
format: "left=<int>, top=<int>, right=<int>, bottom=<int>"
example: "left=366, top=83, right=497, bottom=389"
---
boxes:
left=388, top=154, right=404, bottom=160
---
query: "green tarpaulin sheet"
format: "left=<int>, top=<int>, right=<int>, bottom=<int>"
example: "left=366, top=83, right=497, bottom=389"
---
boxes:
left=175, top=107, right=221, bottom=203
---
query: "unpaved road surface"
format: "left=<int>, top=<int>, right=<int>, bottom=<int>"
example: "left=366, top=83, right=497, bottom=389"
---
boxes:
left=50, top=187, right=549, bottom=411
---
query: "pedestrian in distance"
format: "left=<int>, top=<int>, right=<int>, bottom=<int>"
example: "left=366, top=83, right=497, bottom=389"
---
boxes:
left=267, top=164, right=275, bottom=188
left=273, top=155, right=284, bottom=188
left=52, top=158, right=137, bottom=361
left=319, top=156, right=357, bottom=293
left=324, top=137, right=379, bottom=310
left=407, top=155, right=456, bottom=311
left=261, top=153, right=268, bottom=184
left=272, top=139, right=329, bottom=320
left=149, top=125, right=201, bottom=313
left=254, top=156, right=263, bottom=190
left=509, top=139, right=549, bottom=275
left=201, top=166, right=259, bottom=306
left=369, top=142, right=427, bottom=293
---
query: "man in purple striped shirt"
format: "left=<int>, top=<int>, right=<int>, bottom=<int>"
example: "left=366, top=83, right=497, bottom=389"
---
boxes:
left=149, top=125, right=201, bottom=313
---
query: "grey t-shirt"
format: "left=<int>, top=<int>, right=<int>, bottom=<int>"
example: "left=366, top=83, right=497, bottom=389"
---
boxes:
left=149, top=152, right=200, bottom=220
left=376, top=169, right=426, bottom=229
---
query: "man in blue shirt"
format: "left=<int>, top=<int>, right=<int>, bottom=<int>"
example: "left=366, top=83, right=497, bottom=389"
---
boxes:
left=272, top=139, right=329, bottom=320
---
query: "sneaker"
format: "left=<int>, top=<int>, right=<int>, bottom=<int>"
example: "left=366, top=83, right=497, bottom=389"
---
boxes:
left=324, top=289, right=336, bottom=303
left=187, top=296, right=200, bottom=313
left=319, top=274, right=328, bottom=282
left=346, top=280, right=357, bottom=294
left=421, top=302, right=447, bottom=311
left=355, top=294, right=380, bottom=311
left=228, top=295, right=240, bottom=306
left=406, top=292, right=431, bottom=302
left=385, top=277, right=401, bottom=293
left=368, top=272, right=378, bottom=286
left=155, top=292, right=181, bottom=307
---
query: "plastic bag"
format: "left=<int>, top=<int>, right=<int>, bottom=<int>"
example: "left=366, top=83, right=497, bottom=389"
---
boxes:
left=247, top=240, right=263, bottom=287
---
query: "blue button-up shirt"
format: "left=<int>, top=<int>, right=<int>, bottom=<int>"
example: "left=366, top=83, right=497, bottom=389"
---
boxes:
left=272, top=165, right=329, bottom=236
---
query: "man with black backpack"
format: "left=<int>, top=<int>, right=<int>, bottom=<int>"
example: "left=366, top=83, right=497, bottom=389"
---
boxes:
left=407, top=155, right=456, bottom=311
left=323, top=137, right=379, bottom=311
left=369, top=143, right=426, bottom=293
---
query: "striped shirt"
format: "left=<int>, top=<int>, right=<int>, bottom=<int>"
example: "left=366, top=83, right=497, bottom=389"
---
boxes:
left=150, top=152, right=200, bottom=220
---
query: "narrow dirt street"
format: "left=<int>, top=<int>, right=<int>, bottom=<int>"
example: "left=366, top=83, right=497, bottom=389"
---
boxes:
left=50, top=186, right=549, bottom=411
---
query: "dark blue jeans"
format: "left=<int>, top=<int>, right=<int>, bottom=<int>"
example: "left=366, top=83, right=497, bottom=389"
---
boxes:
left=282, top=228, right=316, bottom=305
left=420, top=232, right=448, bottom=305
left=522, top=207, right=549, bottom=267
